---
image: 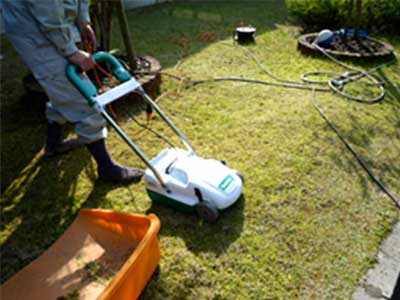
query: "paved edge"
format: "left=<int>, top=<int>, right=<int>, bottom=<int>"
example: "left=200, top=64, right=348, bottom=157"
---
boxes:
left=353, top=222, right=400, bottom=300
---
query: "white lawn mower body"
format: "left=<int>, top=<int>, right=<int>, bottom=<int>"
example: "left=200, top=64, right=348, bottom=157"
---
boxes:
left=144, top=148, right=243, bottom=219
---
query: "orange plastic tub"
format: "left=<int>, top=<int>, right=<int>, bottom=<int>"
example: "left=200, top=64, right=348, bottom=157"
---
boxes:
left=1, top=209, right=160, bottom=300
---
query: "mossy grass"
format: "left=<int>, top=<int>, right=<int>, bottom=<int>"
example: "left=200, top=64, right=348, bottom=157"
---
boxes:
left=1, top=1, right=399, bottom=299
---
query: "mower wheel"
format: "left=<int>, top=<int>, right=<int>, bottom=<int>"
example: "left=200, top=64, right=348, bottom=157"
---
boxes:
left=196, top=200, right=219, bottom=223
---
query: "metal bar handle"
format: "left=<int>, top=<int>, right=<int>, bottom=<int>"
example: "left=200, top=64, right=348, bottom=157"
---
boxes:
left=139, top=89, right=195, bottom=154
left=99, top=107, right=168, bottom=189
left=66, top=52, right=132, bottom=106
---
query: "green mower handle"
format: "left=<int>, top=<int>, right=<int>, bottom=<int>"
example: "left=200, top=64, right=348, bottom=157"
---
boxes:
left=66, top=52, right=132, bottom=106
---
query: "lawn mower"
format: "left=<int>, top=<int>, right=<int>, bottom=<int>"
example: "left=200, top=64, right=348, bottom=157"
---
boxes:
left=66, top=52, right=244, bottom=222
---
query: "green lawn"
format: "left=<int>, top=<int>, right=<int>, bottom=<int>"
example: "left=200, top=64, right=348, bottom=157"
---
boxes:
left=1, top=1, right=399, bottom=299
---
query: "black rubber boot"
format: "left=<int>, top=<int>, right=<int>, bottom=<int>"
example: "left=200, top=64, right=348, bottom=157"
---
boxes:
left=45, top=122, right=85, bottom=157
left=87, top=139, right=143, bottom=184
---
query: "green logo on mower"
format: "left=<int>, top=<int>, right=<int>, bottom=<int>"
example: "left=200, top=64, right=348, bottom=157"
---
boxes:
left=219, top=175, right=234, bottom=191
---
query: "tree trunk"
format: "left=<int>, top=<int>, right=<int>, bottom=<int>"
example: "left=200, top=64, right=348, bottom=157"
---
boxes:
left=354, top=0, right=362, bottom=41
left=90, top=0, right=113, bottom=52
left=90, top=0, right=137, bottom=70
left=115, top=0, right=137, bottom=70
left=344, top=0, right=354, bottom=42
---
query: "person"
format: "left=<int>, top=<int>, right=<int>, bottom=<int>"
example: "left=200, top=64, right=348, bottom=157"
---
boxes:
left=2, top=0, right=143, bottom=184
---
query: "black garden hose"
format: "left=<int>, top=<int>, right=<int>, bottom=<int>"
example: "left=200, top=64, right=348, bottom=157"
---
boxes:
left=311, top=89, right=400, bottom=209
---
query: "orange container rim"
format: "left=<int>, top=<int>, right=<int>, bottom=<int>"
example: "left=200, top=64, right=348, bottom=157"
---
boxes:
left=79, top=209, right=161, bottom=299
left=1, top=209, right=161, bottom=300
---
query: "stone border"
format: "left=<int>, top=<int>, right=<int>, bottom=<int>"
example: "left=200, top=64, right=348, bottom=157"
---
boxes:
left=353, top=222, right=400, bottom=300
left=297, top=33, right=395, bottom=59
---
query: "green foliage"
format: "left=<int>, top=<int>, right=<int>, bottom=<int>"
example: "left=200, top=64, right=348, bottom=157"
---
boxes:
left=57, top=289, right=80, bottom=300
left=84, top=261, right=106, bottom=281
left=286, top=0, right=400, bottom=33
left=287, top=0, right=341, bottom=30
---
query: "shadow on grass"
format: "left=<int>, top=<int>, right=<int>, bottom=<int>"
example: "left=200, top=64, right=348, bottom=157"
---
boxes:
left=147, top=195, right=245, bottom=256
left=1, top=0, right=291, bottom=193
left=83, top=178, right=143, bottom=210
left=1, top=0, right=280, bottom=285
left=0, top=150, right=90, bottom=283
left=125, top=1, right=288, bottom=69
left=322, top=64, right=400, bottom=202
left=0, top=40, right=93, bottom=282
left=140, top=196, right=244, bottom=299
left=83, top=180, right=245, bottom=256
left=0, top=95, right=48, bottom=192
left=376, top=64, right=400, bottom=122
left=326, top=125, right=400, bottom=204
left=3, top=0, right=290, bottom=122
